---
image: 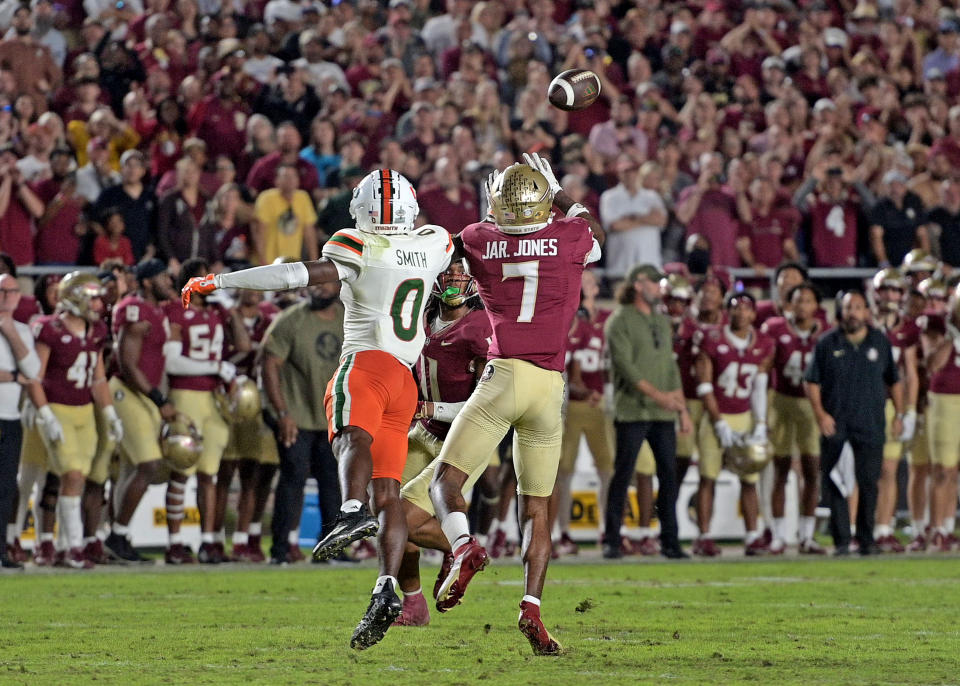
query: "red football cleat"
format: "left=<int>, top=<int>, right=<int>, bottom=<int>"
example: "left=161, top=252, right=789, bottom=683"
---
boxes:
left=767, top=538, right=786, bottom=555
left=488, top=529, right=506, bottom=559
left=745, top=536, right=769, bottom=556
left=83, top=539, right=110, bottom=565
left=931, top=530, right=955, bottom=552
left=33, top=540, right=56, bottom=566
left=286, top=545, right=305, bottom=563
left=215, top=541, right=230, bottom=563
left=877, top=534, right=905, bottom=553
left=165, top=543, right=196, bottom=564
left=351, top=539, right=377, bottom=561
left=230, top=543, right=252, bottom=562
left=433, top=552, right=454, bottom=601
left=798, top=538, right=827, bottom=555
left=555, top=532, right=578, bottom=556
left=692, top=537, right=721, bottom=557
left=247, top=534, right=266, bottom=562
left=435, top=537, right=489, bottom=612
left=631, top=536, right=660, bottom=556
left=64, top=547, right=94, bottom=569
left=518, top=601, right=562, bottom=656
left=907, top=532, right=927, bottom=552
left=9, top=537, right=28, bottom=563
left=504, top=539, right=518, bottom=557
left=392, top=591, right=430, bottom=627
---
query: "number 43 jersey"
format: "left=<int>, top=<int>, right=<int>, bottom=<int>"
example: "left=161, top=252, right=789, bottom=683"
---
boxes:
left=760, top=316, right=823, bottom=398
left=700, top=326, right=776, bottom=414
left=460, top=217, right=600, bottom=373
left=322, top=226, right=454, bottom=367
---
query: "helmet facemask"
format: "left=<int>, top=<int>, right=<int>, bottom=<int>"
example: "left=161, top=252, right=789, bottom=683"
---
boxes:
left=488, top=164, right=554, bottom=235
left=350, top=169, right=420, bottom=235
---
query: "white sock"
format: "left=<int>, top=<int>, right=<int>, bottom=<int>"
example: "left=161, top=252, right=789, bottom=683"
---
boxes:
left=112, top=523, right=130, bottom=538
left=169, top=532, right=183, bottom=545
left=201, top=532, right=215, bottom=544
left=373, top=575, right=398, bottom=595
left=745, top=530, right=760, bottom=545
left=875, top=524, right=892, bottom=538
left=59, top=496, right=83, bottom=550
left=799, top=515, right=816, bottom=541
left=403, top=587, right=422, bottom=597
left=40, top=532, right=54, bottom=543
left=522, top=594, right=540, bottom=607
left=249, top=522, right=262, bottom=536
left=946, top=517, right=956, bottom=532
left=636, top=527, right=651, bottom=539
left=341, top=499, right=363, bottom=514
left=772, top=517, right=785, bottom=541
left=288, top=529, right=299, bottom=545
left=215, top=530, right=225, bottom=543
left=233, top=532, right=249, bottom=545
left=84, top=536, right=97, bottom=545
left=441, top=512, right=471, bottom=552
left=6, top=523, right=15, bottom=545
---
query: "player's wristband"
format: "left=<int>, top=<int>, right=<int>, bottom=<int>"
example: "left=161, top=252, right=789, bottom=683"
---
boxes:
left=147, top=388, right=168, bottom=408
left=696, top=382, right=714, bottom=398
left=565, top=202, right=588, bottom=218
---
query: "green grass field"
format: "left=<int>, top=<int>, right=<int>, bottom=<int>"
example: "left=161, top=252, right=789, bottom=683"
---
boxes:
left=2, top=555, right=957, bottom=685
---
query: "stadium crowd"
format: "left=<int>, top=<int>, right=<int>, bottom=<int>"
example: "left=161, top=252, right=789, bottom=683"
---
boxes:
left=2, top=0, right=960, bottom=571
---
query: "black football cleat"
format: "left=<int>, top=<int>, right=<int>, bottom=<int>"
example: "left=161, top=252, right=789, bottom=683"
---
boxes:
left=350, top=580, right=402, bottom=650
left=312, top=506, right=379, bottom=562
left=104, top=532, right=147, bottom=563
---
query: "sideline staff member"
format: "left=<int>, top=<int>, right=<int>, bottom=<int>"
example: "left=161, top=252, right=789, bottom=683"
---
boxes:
left=804, top=289, right=904, bottom=555
left=604, top=264, right=691, bottom=560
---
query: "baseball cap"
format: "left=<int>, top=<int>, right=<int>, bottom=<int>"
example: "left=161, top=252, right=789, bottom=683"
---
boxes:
left=627, top=264, right=665, bottom=283
left=120, top=149, right=145, bottom=166
left=883, top=169, right=908, bottom=185
left=823, top=27, right=848, bottom=48
left=762, top=56, right=785, bottom=71
left=670, top=20, right=690, bottom=34
left=135, top=258, right=166, bottom=282
left=813, top=98, right=836, bottom=112
left=926, top=67, right=946, bottom=80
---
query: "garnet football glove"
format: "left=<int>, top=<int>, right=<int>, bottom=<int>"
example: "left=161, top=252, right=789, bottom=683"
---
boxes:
left=522, top=152, right=562, bottom=195
left=181, top=273, right=217, bottom=308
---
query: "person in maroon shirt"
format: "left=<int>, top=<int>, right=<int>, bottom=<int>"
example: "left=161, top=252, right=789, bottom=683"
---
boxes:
left=755, top=262, right=830, bottom=329
left=103, top=259, right=178, bottom=563
left=0, top=147, right=45, bottom=266
left=793, top=165, right=869, bottom=268
left=428, top=156, right=604, bottom=655
left=676, top=152, right=744, bottom=268
left=736, top=177, right=800, bottom=272
left=760, top=283, right=827, bottom=555
left=188, top=73, right=250, bottom=164
left=245, top=122, right=319, bottom=195
left=33, top=150, right=83, bottom=265
left=416, top=158, right=479, bottom=232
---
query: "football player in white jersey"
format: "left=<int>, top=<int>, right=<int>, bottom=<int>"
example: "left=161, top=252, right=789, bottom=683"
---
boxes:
left=182, top=169, right=454, bottom=650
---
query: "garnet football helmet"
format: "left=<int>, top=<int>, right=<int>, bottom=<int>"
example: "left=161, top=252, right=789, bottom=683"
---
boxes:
left=57, top=272, right=105, bottom=321
left=350, top=168, right=419, bottom=235
left=487, top=163, right=554, bottom=235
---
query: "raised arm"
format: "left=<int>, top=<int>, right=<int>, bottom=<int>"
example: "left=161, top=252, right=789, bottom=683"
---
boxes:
left=181, top=259, right=341, bottom=307
left=522, top=152, right=605, bottom=247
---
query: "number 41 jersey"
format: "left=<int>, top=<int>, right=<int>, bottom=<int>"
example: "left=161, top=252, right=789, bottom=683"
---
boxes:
left=322, top=226, right=454, bottom=367
left=460, top=217, right=600, bottom=373
left=760, top=316, right=822, bottom=398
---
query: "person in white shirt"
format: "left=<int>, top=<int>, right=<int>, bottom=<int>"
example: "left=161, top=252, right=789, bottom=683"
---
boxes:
left=293, top=29, right=348, bottom=91
left=242, top=24, right=284, bottom=85
left=0, top=274, right=40, bottom=569
left=599, top=156, right=668, bottom=285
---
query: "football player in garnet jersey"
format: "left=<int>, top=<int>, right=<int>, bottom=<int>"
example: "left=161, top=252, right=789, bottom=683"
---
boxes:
left=760, top=282, right=826, bottom=554
left=869, top=268, right=919, bottom=552
left=215, top=289, right=280, bottom=562
left=426, top=153, right=604, bottom=656
left=182, top=169, right=453, bottom=650
left=164, top=258, right=250, bottom=564
left=105, top=259, right=178, bottom=563
left=393, top=260, right=491, bottom=627
left=918, top=285, right=960, bottom=551
left=25, top=273, right=123, bottom=569
left=694, top=292, right=775, bottom=557
left=549, top=269, right=612, bottom=557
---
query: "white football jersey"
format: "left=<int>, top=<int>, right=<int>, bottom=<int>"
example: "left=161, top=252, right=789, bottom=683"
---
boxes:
left=322, top=225, right=454, bottom=366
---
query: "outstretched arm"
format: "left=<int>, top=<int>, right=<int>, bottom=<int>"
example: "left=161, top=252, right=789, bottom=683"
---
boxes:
left=522, top=152, right=605, bottom=247
left=181, top=259, right=341, bottom=307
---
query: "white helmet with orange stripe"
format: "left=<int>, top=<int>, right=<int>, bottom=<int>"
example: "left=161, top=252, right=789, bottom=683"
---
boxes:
left=350, top=168, right=419, bottom=235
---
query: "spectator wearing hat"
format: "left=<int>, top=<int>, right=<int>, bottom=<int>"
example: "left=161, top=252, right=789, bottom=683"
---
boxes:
left=870, top=169, right=928, bottom=268
left=93, top=149, right=156, bottom=261
left=33, top=148, right=82, bottom=265
left=246, top=121, right=319, bottom=196
left=603, top=263, right=689, bottom=560
left=600, top=155, right=668, bottom=285
left=416, top=156, right=478, bottom=232
left=75, top=137, right=119, bottom=205
left=252, top=162, right=318, bottom=265
left=923, top=21, right=960, bottom=81
left=736, top=176, right=800, bottom=273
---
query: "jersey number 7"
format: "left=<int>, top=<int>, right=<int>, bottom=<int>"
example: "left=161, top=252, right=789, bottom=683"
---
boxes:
left=502, top=261, right=539, bottom=323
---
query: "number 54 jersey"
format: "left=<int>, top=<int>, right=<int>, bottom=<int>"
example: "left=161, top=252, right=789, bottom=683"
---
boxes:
left=459, top=217, right=600, bottom=372
left=322, top=226, right=454, bottom=367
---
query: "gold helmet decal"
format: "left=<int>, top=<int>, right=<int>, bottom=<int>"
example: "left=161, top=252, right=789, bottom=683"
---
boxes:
left=489, top=164, right=554, bottom=235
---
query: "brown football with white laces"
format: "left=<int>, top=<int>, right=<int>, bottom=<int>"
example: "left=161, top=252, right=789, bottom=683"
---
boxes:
left=547, top=69, right=602, bottom=111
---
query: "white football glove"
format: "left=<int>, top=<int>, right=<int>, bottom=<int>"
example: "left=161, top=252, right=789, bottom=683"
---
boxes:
left=751, top=423, right=767, bottom=443
left=714, top=419, right=736, bottom=449
left=522, top=152, right=562, bottom=195
left=899, top=409, right=917, bottom=442
left=104, top=405, right=124, bottom=443
left=36, top=404, right=64, bottom=444
left=218, top=360, right=237, bottom=384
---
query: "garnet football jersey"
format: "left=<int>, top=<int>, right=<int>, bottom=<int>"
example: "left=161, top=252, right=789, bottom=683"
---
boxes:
left=567, top=309, right=611, bottom=395
left=881, top=317, right=920, bottom=366
left=760, top=316, right=823, bottom=398
left=322, top=226, right=454, bottom=367
left=164, top=301, right=228, bottom=391
left=460, top=217, right=599, bottom=373
left=112, top=295, right=169, bottom=389
left=416, top=308, right=492, bottom=439
left=35, top=316, right=108, bottom=406
left=755, top=300, right=829, bottom=329
left=227, top=301, right=279, bottom=378
left=921, top=313, right=960, bottom=394
left=700, top=326, right=776, bottom=414
left=675, top=315, right=726, bottom=400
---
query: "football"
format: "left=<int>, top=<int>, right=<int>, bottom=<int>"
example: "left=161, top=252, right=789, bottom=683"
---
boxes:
left=547, top=69, right=602, bottom=111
